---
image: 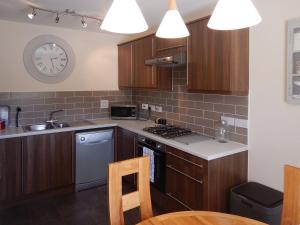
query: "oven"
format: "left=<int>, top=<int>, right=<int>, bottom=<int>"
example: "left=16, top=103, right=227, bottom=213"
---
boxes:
left=136, top=135, right=166, bottom=193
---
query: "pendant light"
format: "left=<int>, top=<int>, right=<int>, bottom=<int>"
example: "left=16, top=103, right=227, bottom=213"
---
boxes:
left=156, top=0, right=189, bottom=39
left=100, top=0, right=148, bottom=34
left=208, top=0, right=262, bottom=30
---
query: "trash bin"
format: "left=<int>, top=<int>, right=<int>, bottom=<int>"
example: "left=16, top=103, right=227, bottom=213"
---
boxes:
left=230, top=182, right=283, bottom=225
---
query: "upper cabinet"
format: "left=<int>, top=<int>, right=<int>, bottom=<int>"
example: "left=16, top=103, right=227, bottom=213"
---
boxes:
left=118, top=42, right=134, bottom=88
left=133, top=35, right=157, bottom=88
left=118, top=35, right=173, bottom=90
left=118, top=17, right=249, bottom=94
left=187, top=18, right=249, bottom=95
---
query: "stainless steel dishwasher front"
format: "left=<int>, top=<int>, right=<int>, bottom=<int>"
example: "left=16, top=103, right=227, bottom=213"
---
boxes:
left=75, top=129, right=114, bottom=191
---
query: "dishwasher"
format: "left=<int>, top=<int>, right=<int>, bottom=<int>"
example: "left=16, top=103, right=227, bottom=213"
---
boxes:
left=75, top=129, right=114, bottom=191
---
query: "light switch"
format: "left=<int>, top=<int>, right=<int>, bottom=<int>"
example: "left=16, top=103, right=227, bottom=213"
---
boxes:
left=100, top=100, right=109, bottom=109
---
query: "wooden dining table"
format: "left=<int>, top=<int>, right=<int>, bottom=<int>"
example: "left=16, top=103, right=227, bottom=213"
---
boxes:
left=136, top=211, right=268, bottom=225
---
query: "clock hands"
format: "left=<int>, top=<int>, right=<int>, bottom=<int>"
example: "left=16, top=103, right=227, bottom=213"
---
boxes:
left=50, top=57, right=58, bottom=69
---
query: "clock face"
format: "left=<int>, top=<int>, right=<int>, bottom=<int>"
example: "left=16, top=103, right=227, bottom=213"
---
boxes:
left=33, top=43, right=68, bottom=76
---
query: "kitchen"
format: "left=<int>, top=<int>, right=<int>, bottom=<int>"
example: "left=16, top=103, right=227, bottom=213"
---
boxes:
left=0, top=1, right=300, bottom=225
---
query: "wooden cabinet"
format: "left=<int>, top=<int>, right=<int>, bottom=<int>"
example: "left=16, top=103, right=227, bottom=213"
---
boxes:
left=22, top=132, right=73, bottom=194
left=155, top=37, right=186, bottom=52
left=118, top=35, right=174, bottom=90
left=134, top=35, right=157, bottom=88
left=187, top=18, right=249, bottom=95
left=0, top=138, right=22, bottom=202
left=163, top=146, right=248, bottom=212
left=115, top=128, right=136, bottom=185
left=118, top=42, right=133, bottom=88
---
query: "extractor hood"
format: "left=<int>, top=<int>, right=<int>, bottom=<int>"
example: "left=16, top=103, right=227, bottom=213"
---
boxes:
left=145, top=52, right=186, bottom=67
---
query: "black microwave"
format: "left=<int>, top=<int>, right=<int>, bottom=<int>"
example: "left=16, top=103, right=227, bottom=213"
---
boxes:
left=110, top=105, right=137, bottom=120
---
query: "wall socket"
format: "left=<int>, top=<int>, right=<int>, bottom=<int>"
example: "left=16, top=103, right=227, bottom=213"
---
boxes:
left=149, top=105, right=156, bottom=111
left=235, top=118, right=248, bottom=129
left=141, top=103, right=149, bottom=110
left=100, top=100, right=109, bottom=109
left=221, top=116, right=235, bottom=126
left=155, top=106, right=162, bottom=112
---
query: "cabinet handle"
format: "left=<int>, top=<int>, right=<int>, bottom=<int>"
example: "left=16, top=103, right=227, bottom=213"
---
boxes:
left=166, top=164, right=203, bottom=184
left=166, top=192, right=193, bottom=210
left=0, top=162, right=3, bottom=180
left=167, top=151, right=203, bottom=168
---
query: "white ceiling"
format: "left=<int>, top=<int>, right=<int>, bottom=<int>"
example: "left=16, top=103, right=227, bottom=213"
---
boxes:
left=0, top=0, right=217, bottom=34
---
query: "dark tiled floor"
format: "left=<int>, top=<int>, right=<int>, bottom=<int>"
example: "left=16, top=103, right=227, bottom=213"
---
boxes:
left=0, top=185, right=162, bottom=225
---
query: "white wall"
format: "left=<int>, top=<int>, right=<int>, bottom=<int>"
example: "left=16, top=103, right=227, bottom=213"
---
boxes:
left=249, top=0, right=300, bottom=191
left=0, top=20, right=125, bottom=92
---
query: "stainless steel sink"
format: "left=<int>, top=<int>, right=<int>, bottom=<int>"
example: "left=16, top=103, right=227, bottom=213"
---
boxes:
left=23, top=122, right=70, bottom=132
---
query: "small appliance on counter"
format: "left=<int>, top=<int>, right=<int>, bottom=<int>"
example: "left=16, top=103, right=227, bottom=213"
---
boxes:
left=0, top=105, right=9, bottom=129
left=110, top=104, right=137, bottom=120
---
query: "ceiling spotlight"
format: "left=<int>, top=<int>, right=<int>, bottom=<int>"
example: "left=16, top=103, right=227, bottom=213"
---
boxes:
left=81, top=17, right=87, bottom=28
left=27, top=8, right=37, bottom=20
left=55, top=13, right=60, bottom=23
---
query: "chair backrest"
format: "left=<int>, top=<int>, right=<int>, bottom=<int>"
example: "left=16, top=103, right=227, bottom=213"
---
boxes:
left=281, top=165, right=300, bottom=225
left=108, top=156, right=153, bottom=225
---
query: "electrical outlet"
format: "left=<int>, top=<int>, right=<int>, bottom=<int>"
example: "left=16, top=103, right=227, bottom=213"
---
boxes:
left=155, top=106, right=162, bottom=112
left=100, top=100, right=109, bottom=109
left=235, top=118, right=248, bottom=129
left=142, top=103, right=149, bottom=110
left=221, top=116, right=235, bottom=126
left=149, top=105, right=156, bottom=111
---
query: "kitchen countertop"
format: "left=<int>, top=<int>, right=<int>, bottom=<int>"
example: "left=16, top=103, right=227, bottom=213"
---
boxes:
left=0, top=118, right=247, bottom=160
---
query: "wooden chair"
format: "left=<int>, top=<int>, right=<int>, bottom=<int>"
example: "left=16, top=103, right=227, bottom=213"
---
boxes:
left=108, top=156, right=153, bottom=225
left=281, top=165, right=300, bottom=225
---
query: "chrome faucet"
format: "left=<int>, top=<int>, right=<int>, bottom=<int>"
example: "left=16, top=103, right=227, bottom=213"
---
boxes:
left=46, top=110, right=64, bottom=124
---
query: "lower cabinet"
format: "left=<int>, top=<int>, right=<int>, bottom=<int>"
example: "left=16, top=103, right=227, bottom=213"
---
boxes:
left=162, top=146, right=248, bottom=212
left=0, top=138, right=22, bottom=202
left=115, top=128, right=136, bottom=185
left=22, top=132, right=74, bottom=194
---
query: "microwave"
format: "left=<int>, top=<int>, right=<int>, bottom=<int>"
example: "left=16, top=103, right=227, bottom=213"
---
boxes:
left=110, top=105, right=137, bottom=120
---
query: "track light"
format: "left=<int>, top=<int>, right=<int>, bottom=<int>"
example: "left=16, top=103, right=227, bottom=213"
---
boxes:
left=27, top=8, right=37, bottom=20
left=81, top=17, right=87, bottom=28
left=55, top=13, right=60, bottom=23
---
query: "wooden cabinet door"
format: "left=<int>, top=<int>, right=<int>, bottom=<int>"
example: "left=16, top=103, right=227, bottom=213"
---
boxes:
left=155, top=37, right=186, bottom=52
left=118, top=42, right=133, bottom=88
left=116, top=128, right=136, bottom=185
left=23, top=132, right=73, bottom=194
left=166, top=165, right=203, bottom=210
left=0, top=138, right=22, bottom=202
left=134, top=35, right=157, bottom=88
left=188, top=18, right=231, bottom=92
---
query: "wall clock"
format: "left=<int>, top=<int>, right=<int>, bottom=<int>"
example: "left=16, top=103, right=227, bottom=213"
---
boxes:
left=23, top=35, right=75, bottom=84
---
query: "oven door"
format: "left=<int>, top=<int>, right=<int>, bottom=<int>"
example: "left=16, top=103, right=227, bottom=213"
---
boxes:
left=136, top=142, right=166, bottom=193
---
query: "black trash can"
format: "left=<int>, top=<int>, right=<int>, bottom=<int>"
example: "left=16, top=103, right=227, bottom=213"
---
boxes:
left=230, top=182, right=283, bottom=225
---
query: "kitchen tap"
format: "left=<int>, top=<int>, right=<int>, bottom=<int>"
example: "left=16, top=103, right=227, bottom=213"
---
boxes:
left=46, top=110, right=64, bottom=124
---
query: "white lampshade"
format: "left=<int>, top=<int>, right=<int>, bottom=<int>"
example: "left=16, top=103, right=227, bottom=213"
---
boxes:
left=100, top=0, right=148, bottom=34
left=156, top=0, right=189, bottom=39
left=208, top=0, right=262, bottom=30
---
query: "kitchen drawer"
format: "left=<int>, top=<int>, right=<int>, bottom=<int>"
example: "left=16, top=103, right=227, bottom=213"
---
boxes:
left=166, top=146, right=207, bottom=180
left=166, top=165, right=204, bottom=210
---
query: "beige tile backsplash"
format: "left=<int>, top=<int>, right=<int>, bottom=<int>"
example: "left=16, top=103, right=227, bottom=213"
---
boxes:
left=132, top=70, right=248, bottom=144
left=0, top=70, right=248, bottom=144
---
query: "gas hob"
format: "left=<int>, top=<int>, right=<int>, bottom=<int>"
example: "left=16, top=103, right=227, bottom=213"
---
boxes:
left=143, top=125, right=192, bottom=139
